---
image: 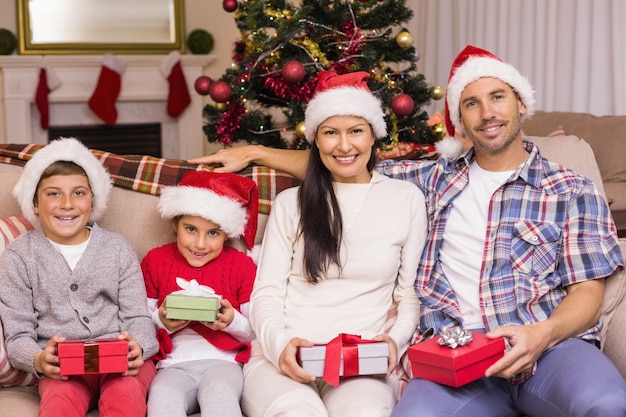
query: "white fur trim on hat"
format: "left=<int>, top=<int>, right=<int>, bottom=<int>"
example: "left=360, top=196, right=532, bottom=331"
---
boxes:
left=304, top=86, right=387, bottom=142
left=158, top=186, right=247, bottom=240
left=446, top=56, right=535, bottom=134
left=12, top=137, right=113, bottom=226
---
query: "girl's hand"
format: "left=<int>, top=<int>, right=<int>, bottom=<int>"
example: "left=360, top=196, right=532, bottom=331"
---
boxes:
left=158, top=302, right=190, bottom=332
left=202, top=298, right=234, bottom=331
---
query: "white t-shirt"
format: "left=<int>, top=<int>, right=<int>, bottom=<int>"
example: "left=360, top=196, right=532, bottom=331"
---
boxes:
left=439, top=161, right=513, bottom=330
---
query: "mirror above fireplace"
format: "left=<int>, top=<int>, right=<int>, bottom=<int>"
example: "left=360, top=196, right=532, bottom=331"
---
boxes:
left=17, top=0, right=185, bottom=55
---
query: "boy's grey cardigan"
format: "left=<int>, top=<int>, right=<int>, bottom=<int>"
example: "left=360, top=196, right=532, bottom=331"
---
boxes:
left=0, top=223, right=158, bottom=374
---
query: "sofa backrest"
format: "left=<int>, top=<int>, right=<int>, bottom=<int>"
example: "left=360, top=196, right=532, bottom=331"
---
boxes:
left=526, top=135, right=606, bottom=199
left=522, top=111, right=626, bottom=184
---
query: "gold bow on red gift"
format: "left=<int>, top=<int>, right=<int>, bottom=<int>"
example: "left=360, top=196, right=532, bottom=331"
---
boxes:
left=323, top=333, right=379, bottom=388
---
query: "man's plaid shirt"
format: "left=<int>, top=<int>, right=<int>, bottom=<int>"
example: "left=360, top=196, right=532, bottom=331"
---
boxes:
left=377, top=140, right=623, bottom=343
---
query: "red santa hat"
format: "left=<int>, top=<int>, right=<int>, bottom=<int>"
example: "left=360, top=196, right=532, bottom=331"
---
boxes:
left=12, top=137, right=113, bottom=226
left=304, top=71, right=387, bottom=143
left=158, top=171, right=259, bottom=250
left=445, top=45, right=535, bottom=138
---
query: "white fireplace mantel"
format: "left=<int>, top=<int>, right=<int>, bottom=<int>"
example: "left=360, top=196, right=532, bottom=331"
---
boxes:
left=0, top=54, right=214, bottom=159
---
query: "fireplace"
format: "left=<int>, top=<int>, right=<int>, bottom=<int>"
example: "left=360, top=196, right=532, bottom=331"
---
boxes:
left=0, top=55, right=213, bottom=160
left=49, top=123, right=162, bottom=157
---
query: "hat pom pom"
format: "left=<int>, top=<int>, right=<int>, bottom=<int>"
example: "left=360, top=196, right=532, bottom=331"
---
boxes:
left=435, top=136, right=465, bottom=161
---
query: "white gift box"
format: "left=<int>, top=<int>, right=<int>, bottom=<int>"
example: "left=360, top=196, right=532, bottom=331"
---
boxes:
left=298, top=341, right=389, bottom=377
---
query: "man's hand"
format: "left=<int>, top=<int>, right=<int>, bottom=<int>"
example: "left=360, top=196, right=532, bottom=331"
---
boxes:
left=278, top=337, right=316, bottom=383
left=118, top=331, right=144, bottom=376
left=33, top=335, right=67, bottom=380
left=484, top=323, right=549, bottom=379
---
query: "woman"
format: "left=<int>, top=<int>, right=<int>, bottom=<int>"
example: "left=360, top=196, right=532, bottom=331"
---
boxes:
left=242, top=71, right=427, bottom=417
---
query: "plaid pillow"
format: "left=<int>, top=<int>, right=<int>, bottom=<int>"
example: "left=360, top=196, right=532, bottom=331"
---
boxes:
left=0, top=215, right=38, bottom=387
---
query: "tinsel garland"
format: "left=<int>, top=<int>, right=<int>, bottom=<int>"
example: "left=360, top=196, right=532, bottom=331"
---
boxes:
left=214, top=101, right=246, bottom=146
left=263, top=74, right=317, bottom=101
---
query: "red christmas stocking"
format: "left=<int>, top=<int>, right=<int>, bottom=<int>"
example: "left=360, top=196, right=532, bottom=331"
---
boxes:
left=161, top=51, right=191, bottom=118
left=35, top=62, right=61, bottom=130
left=88, top=54, right=125, bottom=125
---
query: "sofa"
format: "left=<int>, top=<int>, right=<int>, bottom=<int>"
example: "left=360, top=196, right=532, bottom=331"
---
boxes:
left=0, top=136, right=625, bottom=416
left=521, top=111, right=626, bottom=237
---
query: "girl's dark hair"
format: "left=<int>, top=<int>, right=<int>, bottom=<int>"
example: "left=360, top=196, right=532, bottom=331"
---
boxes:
left=297, top=137, right=377, bottom=284
left=34, top=161, right=89, bottom=204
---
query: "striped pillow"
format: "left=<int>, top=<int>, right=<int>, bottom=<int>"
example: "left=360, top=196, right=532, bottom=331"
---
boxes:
left=0, top=215, right=38, bottom=387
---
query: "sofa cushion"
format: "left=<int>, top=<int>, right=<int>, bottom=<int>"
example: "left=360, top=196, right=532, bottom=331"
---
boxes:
left=521, top=111, right=626, bottom=183
left=0, top=216, right=38, bottom=388
left=600, top=239, right=626, bottom=346
left=527, top=135, right=606, bottom=199
left=0, top=216, right=34, bottom=255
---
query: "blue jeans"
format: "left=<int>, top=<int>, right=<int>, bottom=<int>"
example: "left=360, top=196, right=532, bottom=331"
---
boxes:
left=392, top=338, right=626, bottom=417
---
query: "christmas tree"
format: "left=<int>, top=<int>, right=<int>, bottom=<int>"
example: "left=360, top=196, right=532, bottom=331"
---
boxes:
left=201, top=0, right=444, bottom=153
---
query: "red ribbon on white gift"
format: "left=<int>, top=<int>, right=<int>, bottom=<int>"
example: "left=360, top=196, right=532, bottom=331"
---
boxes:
left=323, top=333, right=378, bottom=388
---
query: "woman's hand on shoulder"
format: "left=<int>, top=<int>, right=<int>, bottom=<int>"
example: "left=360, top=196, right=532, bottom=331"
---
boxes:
left=188, top=145, right=261, bottom=173
left=278, top=337, right=316, bottom=383
left=34, top=335, right=67, bottom=380
left=372, top=333, right=398, bottom=375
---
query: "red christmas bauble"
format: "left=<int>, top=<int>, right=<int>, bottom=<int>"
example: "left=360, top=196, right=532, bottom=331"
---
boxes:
left=223, top=0, right=238, bottom=12
left=209, top=80, right=233, bottom=103
left=281, top=60, right=306, bottom=84
left=391, top=94, right=414, bottom=117
left=194, top=76, right=212, bottom=96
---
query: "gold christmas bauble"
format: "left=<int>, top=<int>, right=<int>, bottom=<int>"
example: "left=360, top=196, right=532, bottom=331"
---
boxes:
left=430, top=84, right=445, bottom=100
left=295, top=121, right=306, bottom=139
left=395, top=31, right=413, bottom=49
left=431, top=123, right=446, bottom=140
left=215, top=102, right=230, bottom=113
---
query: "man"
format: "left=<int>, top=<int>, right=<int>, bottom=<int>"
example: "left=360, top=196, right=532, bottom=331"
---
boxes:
left=191, top=45, right=626, bottom=416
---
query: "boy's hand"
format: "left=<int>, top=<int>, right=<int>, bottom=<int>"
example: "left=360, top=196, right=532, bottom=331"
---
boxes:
left=202, top=298, right=234, bottom=331
left=34, top=335, right=67, bottom=380
left=158, top=302, right=190, bottom=332
left=118, top=331, right=144, bottom=376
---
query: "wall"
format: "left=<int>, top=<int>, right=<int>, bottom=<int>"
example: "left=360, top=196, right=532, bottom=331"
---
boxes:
left=0, top=0, right=240, bottom=156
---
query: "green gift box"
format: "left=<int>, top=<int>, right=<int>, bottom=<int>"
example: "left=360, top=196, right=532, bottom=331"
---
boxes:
left=165, top=293, right=221, bottom=322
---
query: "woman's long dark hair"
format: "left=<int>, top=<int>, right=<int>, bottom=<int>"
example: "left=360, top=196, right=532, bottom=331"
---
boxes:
left=297, top=139, right=378, bottom=284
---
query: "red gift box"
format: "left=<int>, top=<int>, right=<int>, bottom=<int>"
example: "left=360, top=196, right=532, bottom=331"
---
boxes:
left=58, top=338, right=129, bottom=376
left=408, top=332, right=505, bottom=387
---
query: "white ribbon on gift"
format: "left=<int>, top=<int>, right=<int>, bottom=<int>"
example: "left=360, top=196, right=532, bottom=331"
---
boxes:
left=171, top=277, right=219, bottom=298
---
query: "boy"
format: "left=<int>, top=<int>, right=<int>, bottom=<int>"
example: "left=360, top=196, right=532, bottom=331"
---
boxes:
left=0, top=137, right=158, bottom=417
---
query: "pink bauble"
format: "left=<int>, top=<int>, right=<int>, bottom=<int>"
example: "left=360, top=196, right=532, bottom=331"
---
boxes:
left=281, top=60, right=306, bottom=84
left=223, top=0, right=238, bottom=12
left=209, top=80, right=233, bottom=103
left=194, top=76, right=212, bottom=96
left=391, top=94, right=415, bottom=117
